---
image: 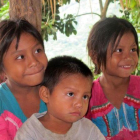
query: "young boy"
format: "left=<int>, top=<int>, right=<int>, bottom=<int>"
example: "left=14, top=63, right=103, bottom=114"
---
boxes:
left=14, top=56, right=105, bottom=140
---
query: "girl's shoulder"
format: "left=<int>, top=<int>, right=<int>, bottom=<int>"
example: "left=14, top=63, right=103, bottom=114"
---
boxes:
left=124, top=75, right=140, bottom=108
left=91, top=78, right=108, bottom=105
left=92, top=78, right=105, bottom=95
left=0, top=83, right=10, bottom=94
left=130, top=75, right=140, bottom=83
left=0, top=82, right=6, bottom=89
left=0, top=83, right=14, bottom=101
left=92, top=78, right=102, bottom=89
left=126, top=75, right=140, bottom=98
left=128, top=75, right=140, bottom=91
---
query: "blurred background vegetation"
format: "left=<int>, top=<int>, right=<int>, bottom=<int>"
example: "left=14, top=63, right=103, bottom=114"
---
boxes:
left=0, top=0, right=140, bottom=82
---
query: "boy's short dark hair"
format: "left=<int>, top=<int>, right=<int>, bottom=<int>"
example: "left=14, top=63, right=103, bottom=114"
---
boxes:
left=0, top=19, right=44, bottom=72
left=41, top=55, right=93, bottom=93
left=87, top=17, right=139, bottom=74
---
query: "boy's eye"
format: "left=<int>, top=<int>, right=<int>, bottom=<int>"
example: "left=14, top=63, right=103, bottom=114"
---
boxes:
left=131, top=48, right=137, bottom=52
left=17, top=55, right=24, bottom=60
left=116, top=48, right=122, bottom=52
left=67, top=92, right=74, bottom=97
left=83, top=95, right=90, bottom=100
left=35, top=48, right=42, bottom=54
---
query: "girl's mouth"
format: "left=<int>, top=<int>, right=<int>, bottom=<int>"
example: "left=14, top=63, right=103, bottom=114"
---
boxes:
left=25, top=67, right=44, bottom=76
left=121, top=65, right=131, bottom=68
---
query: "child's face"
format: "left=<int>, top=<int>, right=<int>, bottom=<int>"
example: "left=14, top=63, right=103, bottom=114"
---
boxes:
left=104, top=31, right=138, bottom=78
left=43, top=73, right=92, bottom=124
left=3, top=32, right=48, bottom=87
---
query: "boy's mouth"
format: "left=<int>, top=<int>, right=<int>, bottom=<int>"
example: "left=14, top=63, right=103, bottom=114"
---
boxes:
left=70, top=112, right=81, bottom=116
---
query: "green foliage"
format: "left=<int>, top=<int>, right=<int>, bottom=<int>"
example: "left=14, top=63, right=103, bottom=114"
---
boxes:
left=137, top=59, right=140, bottom=75
left=41, top=0, right=78, bottom=41
left=0, top=1, right=9, bottom=20
left=118, top=0, right=140, bottom=34
left=41, top=12, right=77, bottom=40
left=0, top=0, right=78, bottom=41
left=62, top=0, right=71, bottom=4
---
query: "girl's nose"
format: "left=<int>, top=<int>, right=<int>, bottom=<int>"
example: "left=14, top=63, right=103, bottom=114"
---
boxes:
left=123, top=51, right=131, bottom=60
left=28, top=54, right=38, bottom=67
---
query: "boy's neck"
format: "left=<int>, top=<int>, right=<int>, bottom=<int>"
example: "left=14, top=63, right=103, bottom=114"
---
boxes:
left=39, top=113, right=73, bottom=134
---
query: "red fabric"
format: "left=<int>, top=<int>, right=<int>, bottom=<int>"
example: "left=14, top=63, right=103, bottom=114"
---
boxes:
left=0, top=111, right=22, bottom=140
left=107, top=127, right=140, bottom=140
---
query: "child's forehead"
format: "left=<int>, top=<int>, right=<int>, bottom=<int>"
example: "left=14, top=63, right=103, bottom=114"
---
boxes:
left=58, top=73, right=93, bottom=86
left=108, top=31, right=134, bottom=49
left=60, top=73, right=91, bottom=79
left=14, top=33, right=39, bottom=47
left=3, top=33, right=40, bottom=57
left=56, top=73, right=92, bottom=90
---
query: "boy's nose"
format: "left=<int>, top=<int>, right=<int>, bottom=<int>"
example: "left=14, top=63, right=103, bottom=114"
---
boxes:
left=74, top=98, right=83, bottom=109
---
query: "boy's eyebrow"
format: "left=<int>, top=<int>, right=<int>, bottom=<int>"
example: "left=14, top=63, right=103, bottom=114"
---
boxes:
left=64, top=87, right=91, bottom=93
left=85, top=92, right=92, bottom=95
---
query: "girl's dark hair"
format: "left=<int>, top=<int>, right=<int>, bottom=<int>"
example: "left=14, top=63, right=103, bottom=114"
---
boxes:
left=0, top=19, right=44, bottom=72
left=41, top=55, right=93, bottom=93
left=87, top=17, right=139, bottom=74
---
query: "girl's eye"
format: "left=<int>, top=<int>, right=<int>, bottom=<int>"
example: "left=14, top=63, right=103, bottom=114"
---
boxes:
left=17, top=55, right=24, bottom=60
left=131, top=48, right=137, bottom=52
left=83, top=95, right=90, bottom=100
left=67, top=92, right=74, bottom=97
left=35, top=48, right=42, bottom=54
left=116, top=48, right=122, bottom=52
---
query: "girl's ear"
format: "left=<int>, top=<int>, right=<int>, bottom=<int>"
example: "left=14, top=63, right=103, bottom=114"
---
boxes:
left=1, top=65, right=7, bottom=80
left=39, top=86, right=50, bottom=104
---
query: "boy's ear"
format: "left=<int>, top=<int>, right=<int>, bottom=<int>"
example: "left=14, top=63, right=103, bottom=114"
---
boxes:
left=39, top=86, right=50, bottom=104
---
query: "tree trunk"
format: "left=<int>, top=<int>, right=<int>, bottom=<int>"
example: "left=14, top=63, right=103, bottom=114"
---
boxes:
left=0, top=0, right=5, bottom=7
left=99, top=0, right=110, bottom=19
left=9, top=0, right=42, bottom=32
left=99, top=0, right=103, bottom=14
